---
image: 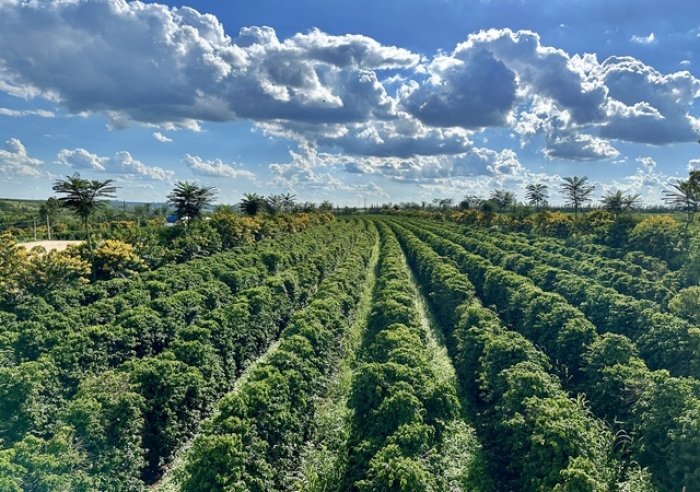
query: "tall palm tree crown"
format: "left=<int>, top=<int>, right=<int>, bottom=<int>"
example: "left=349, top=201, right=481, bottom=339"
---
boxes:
left=489, top=189, right=515, bottom=212
left=281, top=193, right=296, bottom=213
left=663, top=170, right=700, bottom=249
left=601, top=190, right=642, bottom=220
left=52, top=173, right=118, bottom=252
left=240, top=193, right=266, bottom=216
left=525, top=183, right=549, bottom=210
left=560, top=176, right=595, bottom=217
left=266, top=194, right=283, bottom=215
left=663, top=174, right=700, bottom=213
left=167, top=181, right=217, bottom=223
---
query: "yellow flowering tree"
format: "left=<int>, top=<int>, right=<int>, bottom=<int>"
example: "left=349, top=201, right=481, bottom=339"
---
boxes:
left=0, top=234, right=91, bottom=304
left=0, top=233, right=31, bottom=302
left=24, top=247, right=91, bottom=294
left=90, top=240, right=148, bottom=280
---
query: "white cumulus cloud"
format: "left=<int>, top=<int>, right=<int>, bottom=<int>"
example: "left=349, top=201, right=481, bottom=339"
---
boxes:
left=637, top=156, right=657, bottom=171
left=545, top=133, right=620, bottom=161
left=153, top=132, right=172, bottom=142
left=599, top=56, right=700, bottom=144
left=0, top=1, right=417, bottom=130
left=455, top=29, right=608, bottom=125
left=57, top=149, right=174, bottom=181
left=401, top=48, right=518, bottom=129
left=688, top=158, right=700, bottom=171
left=184, top=153, right=257, bottom=179
left=0, top=138, right=46, bottom=177
left=0, top=3, right=697, bottom=169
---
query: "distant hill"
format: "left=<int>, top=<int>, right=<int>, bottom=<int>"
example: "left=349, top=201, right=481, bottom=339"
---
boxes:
left=0, top=198, right=43, bottom=214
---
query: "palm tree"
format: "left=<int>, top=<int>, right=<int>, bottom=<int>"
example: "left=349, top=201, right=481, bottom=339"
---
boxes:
left=166, top=181, right=217, bottom=224
left=560, top=176, right=595, bottom=218
left=266, top=194, right=283, bottom=215
left=432, top=198, right=454, bottom=211
left=525, top=183, right=549, bottom=210
left=318, top=200, right=335, bottom=212
left=489, top=189, right=515, bottom=212
left=240, top=193, right=266, bottom=216
left=214, top=204, right=237, bottom=214
left=133, top=205, right=145, bottom=228
left=623, top=193, right=642, bottom=212
left=281, top=193, right=296, bottom=213
left=601, top=190, right=642, bottom=220
left=664, top=171, right=700, bottom=249
left=458, top=195, right=482, bottom=211
left=52, top=173, right=118, bottom=253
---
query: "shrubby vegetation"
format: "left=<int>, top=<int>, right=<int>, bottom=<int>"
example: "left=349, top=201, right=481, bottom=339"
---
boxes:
left=2, top=171, right=700, bottom=491
left=0, top=219, right=358, bottom=490
left=410, top=220, right=700, bottom=380
left=387, top=220, right=650, bottom=491
left=179, top=220, right=376, bottom=492
left=342, top=222, right=483, bottom=492
left=391, top=217, right=700, bottom=491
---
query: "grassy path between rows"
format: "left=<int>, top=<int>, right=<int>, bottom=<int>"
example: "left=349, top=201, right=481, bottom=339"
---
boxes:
left=286, top=239, right=379, bottom=492
left=292, top=226, right=486, bottom=491
left=399, top=235, right=489, bottom=492
left=152, top=337, right=283, bottom=492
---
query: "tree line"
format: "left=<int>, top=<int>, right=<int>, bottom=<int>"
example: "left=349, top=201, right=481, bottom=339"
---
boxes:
left=377, top=171, right=699, bottom=220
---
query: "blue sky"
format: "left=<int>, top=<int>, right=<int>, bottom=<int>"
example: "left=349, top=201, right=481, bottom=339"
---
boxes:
left=1, top=0, right=699, bottom=207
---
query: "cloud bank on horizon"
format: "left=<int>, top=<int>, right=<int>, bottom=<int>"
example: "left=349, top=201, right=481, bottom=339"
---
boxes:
left=0, top=0, right=698, bottom=204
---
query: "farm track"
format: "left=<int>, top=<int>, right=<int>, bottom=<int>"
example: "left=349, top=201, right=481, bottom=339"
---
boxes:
left=291, top=228, right=486, bottom=492
left=337, top=221, right=485, bottom=492
left=398, top=235, right=489, bottom=492
left=287, top=237, right=380, bottom=492
left=152, top=337, right=283, bottom=492
left=20, top=239, right=82, bottom=252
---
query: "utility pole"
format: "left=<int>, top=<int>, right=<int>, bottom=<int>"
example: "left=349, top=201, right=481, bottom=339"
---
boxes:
left=46, top=215, right=51, bottom=240
left=33, top=217, right=37, bottom=241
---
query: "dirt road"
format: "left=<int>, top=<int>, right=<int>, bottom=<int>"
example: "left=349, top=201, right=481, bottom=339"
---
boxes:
left=20, top=240, right=83, bottom=252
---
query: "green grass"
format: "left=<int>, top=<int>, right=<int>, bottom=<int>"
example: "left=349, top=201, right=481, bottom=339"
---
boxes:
left=289, top=237, right=380, bottom=492
left=400, top=245, right=492, bottom=492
